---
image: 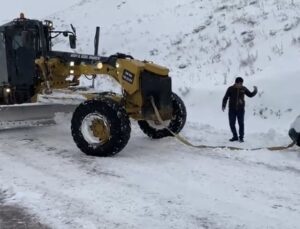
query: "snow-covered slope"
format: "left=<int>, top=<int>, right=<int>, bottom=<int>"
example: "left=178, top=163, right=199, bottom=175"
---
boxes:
left=0, top=1, right=300, bottom=228
left=0, top=0, right=76, bottom=23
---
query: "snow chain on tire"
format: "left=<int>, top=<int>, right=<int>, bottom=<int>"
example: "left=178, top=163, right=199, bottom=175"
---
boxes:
left=138, top=93, right=186, bottom=139
left=150, top=97, right=295, bottom=151
left=71, top=98, right=131, bottom=157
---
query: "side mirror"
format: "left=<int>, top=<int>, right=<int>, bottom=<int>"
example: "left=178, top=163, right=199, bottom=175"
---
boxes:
left=69, top=34, right=76, bottom=49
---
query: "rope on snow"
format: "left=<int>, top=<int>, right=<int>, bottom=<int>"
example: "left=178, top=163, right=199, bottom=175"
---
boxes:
left=150, top=97, right=296, bottom=151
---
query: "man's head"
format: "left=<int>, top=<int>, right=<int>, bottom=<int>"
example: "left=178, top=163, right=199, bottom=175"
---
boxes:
left=235, top=77, right=244, bottom=85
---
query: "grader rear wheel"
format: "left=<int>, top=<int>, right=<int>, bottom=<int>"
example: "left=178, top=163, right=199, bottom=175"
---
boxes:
left=138, top=92, right=186, bottom=139
left=71, top=98, right=131, bottom=157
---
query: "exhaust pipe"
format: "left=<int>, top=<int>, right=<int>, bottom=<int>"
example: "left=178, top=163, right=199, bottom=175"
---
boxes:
left=94, top=26, right=100, bottom=56
left=91, top=26, right=100, bottom=88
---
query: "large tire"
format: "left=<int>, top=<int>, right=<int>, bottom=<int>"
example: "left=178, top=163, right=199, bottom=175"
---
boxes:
left=289, top=128, right=300, bottom=146
left=138, top=93, right=186, bottom=139
left=71, top=98, right=131, bottom=157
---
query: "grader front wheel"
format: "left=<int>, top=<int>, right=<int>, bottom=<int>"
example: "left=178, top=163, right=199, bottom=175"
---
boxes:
left=71, top=98, right=131, bottom=157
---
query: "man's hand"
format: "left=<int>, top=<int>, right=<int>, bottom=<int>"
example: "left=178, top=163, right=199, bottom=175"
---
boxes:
left=222, top=106, right=225, bottom=112
left=253, top=86, right=258, bottom=91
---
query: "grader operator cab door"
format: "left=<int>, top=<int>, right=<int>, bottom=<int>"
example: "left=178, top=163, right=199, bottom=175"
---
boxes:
left=5, top=28, right=37, bottom=93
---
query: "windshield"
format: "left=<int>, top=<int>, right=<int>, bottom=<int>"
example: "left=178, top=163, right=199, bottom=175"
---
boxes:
left=11, top=29, right=41, bottom=55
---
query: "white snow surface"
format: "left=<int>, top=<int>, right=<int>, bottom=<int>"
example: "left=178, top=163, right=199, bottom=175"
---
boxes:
left=291, top=115, right=300, bottom=132
left=1, top=0, right=300, bottom=228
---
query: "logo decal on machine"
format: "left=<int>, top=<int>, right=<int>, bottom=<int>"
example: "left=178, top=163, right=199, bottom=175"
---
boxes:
left=122, top=70, right=135, bottom=84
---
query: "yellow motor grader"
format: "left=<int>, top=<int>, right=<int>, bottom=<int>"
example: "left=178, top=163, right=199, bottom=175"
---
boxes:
left=0, top=14, right=186, bottom=156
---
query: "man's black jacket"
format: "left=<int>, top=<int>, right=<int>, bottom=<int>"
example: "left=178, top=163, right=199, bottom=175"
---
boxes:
left=222, top=84, right=257, bottom=111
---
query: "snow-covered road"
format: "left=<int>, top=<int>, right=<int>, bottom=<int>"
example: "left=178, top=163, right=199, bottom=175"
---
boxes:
left=0, top=115, right=299, bottom=229
left=0, top=0, right=300, bottom=228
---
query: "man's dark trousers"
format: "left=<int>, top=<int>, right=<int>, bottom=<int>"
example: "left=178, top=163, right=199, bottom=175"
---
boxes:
left=229, top=109, right=245, bottom=139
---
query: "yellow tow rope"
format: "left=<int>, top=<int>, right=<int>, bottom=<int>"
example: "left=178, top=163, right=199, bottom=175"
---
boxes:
left=150, top=97, right=296, bottom=151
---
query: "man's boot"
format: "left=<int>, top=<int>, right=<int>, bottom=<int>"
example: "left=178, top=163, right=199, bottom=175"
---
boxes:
left=229, top=136, right=238, bottom=142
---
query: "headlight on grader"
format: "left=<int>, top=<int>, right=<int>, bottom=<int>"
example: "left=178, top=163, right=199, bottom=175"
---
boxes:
left=70, top=61, right=75, bottom=67
left=116, top=62, right=121, bottom=68
left=70, top=70, right=75, bottom=74
left=96, top=62, right=103, bottom=69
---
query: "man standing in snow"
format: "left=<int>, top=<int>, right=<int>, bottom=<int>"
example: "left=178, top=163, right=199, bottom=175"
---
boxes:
left=222, top=77, right=257, bottom=142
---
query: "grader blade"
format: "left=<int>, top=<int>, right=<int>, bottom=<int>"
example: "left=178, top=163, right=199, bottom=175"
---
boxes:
left=0, top=103, right=78, bottom=129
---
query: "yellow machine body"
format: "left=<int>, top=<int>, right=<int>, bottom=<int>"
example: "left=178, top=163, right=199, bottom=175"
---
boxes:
left=35, top=56, right=173, bottom=121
